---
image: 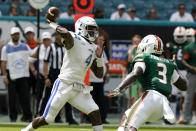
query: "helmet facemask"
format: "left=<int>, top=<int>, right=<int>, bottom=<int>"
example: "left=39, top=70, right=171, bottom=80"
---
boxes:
left=174, top=35, right=186, bottom=44
left=186, top=35, right=195, bottom=43
left=186, top=28, right=195, bottom=43
left=173, top=26, right=187, bottom=44
left=85, top=25, right=99, bottom=42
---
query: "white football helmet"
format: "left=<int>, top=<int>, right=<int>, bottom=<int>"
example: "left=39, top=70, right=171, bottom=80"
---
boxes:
left=186, top=28, right=195, bottom=43
left=173, top=26, right=186, bottom=44
left=75, top=16, right=99, bottom=42
left=137, top=35, right=163, bottom=55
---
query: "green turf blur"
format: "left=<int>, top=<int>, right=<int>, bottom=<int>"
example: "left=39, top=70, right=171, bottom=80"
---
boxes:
left=0, top=127, right=196, bottom=131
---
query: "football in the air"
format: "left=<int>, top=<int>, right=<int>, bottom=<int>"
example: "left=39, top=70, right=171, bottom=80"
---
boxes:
left=46, top=7, right=60, bottom=23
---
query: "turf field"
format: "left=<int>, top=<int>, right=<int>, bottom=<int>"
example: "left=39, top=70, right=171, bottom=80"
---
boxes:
left=1, top=124, right=196, bottom=131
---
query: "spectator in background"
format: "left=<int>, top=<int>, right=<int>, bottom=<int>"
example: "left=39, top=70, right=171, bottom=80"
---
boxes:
left=191, top=8, right=196, bottom=21
left=94, top=8, right=104, bottom=19
left=110, top=4, right=130, bottom=20
left=1, top=27, right=32, bottom=122
left=60, top=4, right=74, bottom=19
left=29, top=32, right=52, bottom=117
left=146, top=8, right=160, bottom=20
left=24, top=6, right=38, bottom=16
left=9, top=0, right=21, bottom=16
left=25, top=26, right=38, bottom=49
left=170, top=3, right=194, bottom=22
left=24, top=26, right=39, bottom=117
left=128, top=8, right=140, bottom=21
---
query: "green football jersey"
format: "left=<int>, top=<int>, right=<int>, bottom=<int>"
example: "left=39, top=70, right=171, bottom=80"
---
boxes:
left=166, top=42, right=189, bottom=70
left=184, top=42, right=196, bottom=66
left=183, top=42, right=196, bottom=73
left=131, top=53, right=177, bottom=98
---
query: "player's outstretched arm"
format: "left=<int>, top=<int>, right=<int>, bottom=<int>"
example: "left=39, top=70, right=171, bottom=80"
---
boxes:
left=46, top=7, right=74, bottom=50
left=108, top=66, right=143, bottom=98
left=118, top=66, right=143, bottom=91
left=55, top=26, right=74, bottom=50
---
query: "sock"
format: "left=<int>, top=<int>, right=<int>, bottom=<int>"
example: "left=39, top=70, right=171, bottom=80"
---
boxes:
left=170, top=102, right=177, bottom=117
left=179, top=110, right=183, bottom=120
left=93, top=125, right=103, bottom=131
left=180, top=110, right=183, bottom=116
left=193, top=111, right=196, bottom=117
left=117, top=126, right=125, bottom=131
left=25, top=122, right=34, bottom=131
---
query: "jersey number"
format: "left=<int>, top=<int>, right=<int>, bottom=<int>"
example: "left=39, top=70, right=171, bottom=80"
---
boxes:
left=157, top=63, right=167, bottom=84
left=177, top=49, right=182, bottom=60
left=85, top=54, right=92, bottom=66
left=74, top=34, right=81, bottom=40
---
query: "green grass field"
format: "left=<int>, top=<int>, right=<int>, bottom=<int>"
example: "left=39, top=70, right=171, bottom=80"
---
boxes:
left=0, top=127, right=195, bottom=131
left=0, top=124, right=196, bottom=131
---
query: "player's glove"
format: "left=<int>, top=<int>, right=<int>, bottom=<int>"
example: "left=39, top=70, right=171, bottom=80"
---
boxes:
left=108, top=88, right=120, bottom=98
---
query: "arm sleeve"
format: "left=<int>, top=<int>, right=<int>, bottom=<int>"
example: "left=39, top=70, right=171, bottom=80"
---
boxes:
left=133, top=62, right=146, bottom=73
left=1, top=46, right=7, bottom=61
left=44, top=46, right=51, bottom=62
left=171, top=69, right=180, bottom=84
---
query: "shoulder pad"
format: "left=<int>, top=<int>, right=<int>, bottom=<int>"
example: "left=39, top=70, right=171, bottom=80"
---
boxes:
left=135, top=53, right=144, bottom=58
left=132, top=53, right=145, bottom=63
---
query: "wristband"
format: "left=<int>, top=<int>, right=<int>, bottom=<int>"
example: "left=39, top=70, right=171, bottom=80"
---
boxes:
left=49, top=22, right=58, bottom=30
left=96, top=58, right=103, bottom=67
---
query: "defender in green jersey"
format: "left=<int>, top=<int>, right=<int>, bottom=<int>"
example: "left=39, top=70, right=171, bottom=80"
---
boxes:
left=181, top=28, right=196, bottom=124
left=131, top=53, right=176, bottom=98
left=165, top=26, right=189, bottom=124
left=109, top=35, right=187, bottom=131
left=165, top=26, right=188, bottom=70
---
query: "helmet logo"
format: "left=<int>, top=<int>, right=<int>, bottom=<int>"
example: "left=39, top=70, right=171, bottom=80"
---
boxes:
left=179, top=26, right=182, bottom=33
left=154, top=35, right=161, bottom=51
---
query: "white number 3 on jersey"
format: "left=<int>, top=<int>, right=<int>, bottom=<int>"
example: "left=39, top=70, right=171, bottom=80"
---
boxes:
left=157, top=63, right=167, bottom=84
